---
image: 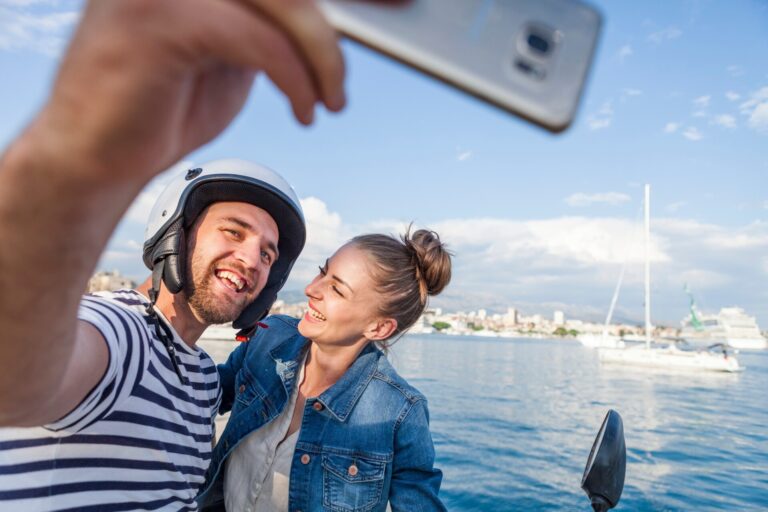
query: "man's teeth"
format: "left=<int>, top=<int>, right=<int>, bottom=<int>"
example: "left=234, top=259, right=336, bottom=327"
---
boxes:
left=217, top=270, right=245, bottom=291
left=309, top=308, right=326, bottom=321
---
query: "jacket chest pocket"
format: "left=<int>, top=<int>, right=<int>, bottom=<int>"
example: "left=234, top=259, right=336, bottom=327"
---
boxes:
left=322, top=453, right=387, bottom=512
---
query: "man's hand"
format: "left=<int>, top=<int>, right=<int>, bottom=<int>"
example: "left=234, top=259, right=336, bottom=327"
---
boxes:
left=39, top=0, right=346, bottom=181
left=0, top=0, right=345, bottom=425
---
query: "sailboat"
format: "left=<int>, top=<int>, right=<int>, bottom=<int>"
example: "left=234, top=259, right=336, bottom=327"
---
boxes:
left=597, top=185, right=743, bottom=373
left=578, top=262, right=626, bottom=348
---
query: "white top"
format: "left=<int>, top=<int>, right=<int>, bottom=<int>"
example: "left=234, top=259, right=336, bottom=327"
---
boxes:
left=224, top=358, right=305, bottom=512
left=0, top=290, right=221, bottom=512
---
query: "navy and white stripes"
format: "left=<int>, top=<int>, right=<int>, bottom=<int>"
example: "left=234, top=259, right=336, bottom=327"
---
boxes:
left=0, top=290, right=221, bottom=511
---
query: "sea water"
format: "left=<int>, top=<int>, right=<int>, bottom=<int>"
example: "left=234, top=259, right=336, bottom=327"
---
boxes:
left=389, top=334, right=768, bottom=511
left=200, top=334, right=768, bottom=511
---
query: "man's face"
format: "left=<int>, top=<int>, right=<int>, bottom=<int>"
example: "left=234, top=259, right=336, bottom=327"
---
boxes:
left=184, top=202, right=279, bottom=325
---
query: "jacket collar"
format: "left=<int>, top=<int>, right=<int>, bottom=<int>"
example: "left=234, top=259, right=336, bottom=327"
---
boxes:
left=318, top=343, right=381, bottom=422
left=271, top=335, right=381, bottom=423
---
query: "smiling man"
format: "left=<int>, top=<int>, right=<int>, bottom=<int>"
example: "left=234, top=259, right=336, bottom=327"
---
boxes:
left=0, top=0, right=346, bottom=509
left=0, top=160, right=307, bottom=511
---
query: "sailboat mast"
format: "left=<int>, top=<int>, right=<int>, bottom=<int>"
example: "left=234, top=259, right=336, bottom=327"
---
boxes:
left=644, top=184, right=651, bottom=349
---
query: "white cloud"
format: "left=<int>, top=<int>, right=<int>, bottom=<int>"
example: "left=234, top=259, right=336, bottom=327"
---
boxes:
left=676, top=269, right=730, bottom=288
left=725, top=91, right=740, bottom=101
left=588, top=118, right=610, bottom=130
left=682, top=127, right=703, bottom=141
left=727, top=65, right=745, bottom=77
left=738, top=87, right=768, bottom=110
left=617, top=45, right=633, bottom=62
left=647, top=26, right=682, bottom=44
left=692, top=110, right=708, bottom=118
left=457, top=150, right=472, bottom=161
left=103, top=192, right=768, bottom=326
left=587, top=101, right=613, bottom=130
left=763, top=200, right=768, bottom=210
left=620, top=88, right=642, bottom=103
left=101, top=250, right=138, bottom=262
left=0, top=2, right=80, bottom=56
left=565, top=192, right=632, bottom=207
left=659, top=218, right=768, bottom=250
left=665, top=201, right=686, bottom=213
left=664, top=122, right=680, bottom=133
left=432, top=216, right=662, bottom=267
left=748, top=103, right=768, bottom=132
left=693, top=95, right=711, bottom=108
left=738, top=87, right=768, bottom=133
left=289, top=197, right=349, bottom=283
left=712, top=114, right=736, bottom=129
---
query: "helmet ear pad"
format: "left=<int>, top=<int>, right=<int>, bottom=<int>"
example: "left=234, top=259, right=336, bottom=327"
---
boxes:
left=147, top=218, right=187, bottom=295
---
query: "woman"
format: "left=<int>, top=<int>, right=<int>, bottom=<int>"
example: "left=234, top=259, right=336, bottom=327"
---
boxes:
left=197, top=228, right=451, bottom=511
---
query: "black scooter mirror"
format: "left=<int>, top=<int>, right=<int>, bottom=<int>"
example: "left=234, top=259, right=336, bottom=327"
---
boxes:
left=581, top=409, right=626, bottom=511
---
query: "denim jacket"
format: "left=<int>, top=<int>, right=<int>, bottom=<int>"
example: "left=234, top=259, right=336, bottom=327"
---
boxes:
left=197, top=315, right=446, bottom=512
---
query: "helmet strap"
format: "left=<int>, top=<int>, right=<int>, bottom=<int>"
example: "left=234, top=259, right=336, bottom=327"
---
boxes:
left=145, top=259, right=186, bottom=384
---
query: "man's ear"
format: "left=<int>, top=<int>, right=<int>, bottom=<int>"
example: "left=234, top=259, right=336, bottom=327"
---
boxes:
left=364, top=317, right=398, bottom=342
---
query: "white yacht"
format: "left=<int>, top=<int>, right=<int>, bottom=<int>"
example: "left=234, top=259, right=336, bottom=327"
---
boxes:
left=681, top=306, right=767, bottom=350
left=597, top=185, right=743, bottom=373
left=578, top=333, right=624, bottom=349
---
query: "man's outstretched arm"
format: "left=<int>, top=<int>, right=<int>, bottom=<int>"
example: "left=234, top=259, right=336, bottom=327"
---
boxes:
left=0, top=0, right=345, bottom=426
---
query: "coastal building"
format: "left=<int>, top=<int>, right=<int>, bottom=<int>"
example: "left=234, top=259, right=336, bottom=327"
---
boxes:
left=87, top=270, right=135, bottom=293
left=554, top=310, right=565, bottom=325
left=503, top=308, right=518, bottom=327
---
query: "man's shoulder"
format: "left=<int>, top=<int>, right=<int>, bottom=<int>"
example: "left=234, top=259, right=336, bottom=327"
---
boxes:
left=83, top=289, right=149, bottom=315
left=78, top=290, right=153, bottom=343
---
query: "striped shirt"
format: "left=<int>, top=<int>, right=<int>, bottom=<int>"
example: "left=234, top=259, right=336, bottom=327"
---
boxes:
left=0, top=290, right=222, bottom=511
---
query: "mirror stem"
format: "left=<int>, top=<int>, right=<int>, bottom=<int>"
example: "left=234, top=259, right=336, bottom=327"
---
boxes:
left=591, top=495, right=611, bottom=512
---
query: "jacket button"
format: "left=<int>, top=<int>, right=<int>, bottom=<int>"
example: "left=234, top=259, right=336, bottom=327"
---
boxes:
left=312, top=402, right=324, bottom=412
left=300, top=454, right=311, bottom=465
left=239, top=384, right=246, bottom=393
left=348, top=464, right=358, bottom=476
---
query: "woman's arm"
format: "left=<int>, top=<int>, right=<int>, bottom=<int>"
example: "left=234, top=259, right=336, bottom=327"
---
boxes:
left=389, top=399, right=448, bottom=512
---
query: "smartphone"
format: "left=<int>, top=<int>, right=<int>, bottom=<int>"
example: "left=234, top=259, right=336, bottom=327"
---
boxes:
left=318, top=0, right=602, bottom=133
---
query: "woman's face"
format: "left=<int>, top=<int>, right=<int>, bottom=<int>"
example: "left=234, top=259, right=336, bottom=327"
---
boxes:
left=298, top=243, right=395, bottom=347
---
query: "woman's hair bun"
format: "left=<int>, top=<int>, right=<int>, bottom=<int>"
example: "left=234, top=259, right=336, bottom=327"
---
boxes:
left=403, top=228, right=452, bottom=296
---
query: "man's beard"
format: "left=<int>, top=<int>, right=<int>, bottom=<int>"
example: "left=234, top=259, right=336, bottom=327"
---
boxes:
left=184, top=253, right=249, bottom=325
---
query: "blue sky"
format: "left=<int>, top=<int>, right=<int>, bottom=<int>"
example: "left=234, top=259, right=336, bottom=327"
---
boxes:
left=1, top=0, right=767, bottom=328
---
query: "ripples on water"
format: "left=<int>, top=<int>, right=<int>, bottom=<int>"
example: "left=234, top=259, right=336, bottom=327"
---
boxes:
left=388, top=335, right=768, bottom=511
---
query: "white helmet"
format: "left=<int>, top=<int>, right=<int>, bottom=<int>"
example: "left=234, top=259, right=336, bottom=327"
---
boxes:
left=142, top=159, right=305, bottom=334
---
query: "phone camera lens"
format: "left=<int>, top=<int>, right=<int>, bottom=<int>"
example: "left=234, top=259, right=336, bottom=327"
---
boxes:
left=527, top=32, right=551, bottom=55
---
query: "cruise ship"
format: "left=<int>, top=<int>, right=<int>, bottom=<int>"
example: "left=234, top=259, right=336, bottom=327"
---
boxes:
left=680, top=306, right=767, bottom=350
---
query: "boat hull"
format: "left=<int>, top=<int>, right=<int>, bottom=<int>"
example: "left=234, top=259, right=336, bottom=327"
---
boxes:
left=578, top=334, right=624, bottom=349
left=598, top=344, right=743, bottom=373
left=726, top=337, right=768, bottom=350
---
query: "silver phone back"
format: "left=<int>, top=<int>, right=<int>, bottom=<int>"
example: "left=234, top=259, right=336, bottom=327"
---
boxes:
left=319, top=0, right=602, bottom=132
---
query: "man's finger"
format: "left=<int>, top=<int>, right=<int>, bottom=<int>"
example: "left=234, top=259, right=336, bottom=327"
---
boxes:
left=182, top=0, right=321, bottom=125
left=243, top=0, right=346, bottom=112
